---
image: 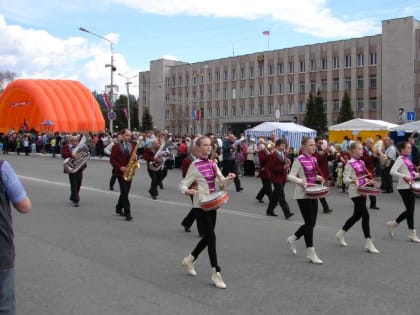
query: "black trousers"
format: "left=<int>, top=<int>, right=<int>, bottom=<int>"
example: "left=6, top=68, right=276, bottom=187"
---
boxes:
left=182, top=207, right=203, bottom=234
left=243, top=160, right=255, bottom=176
left=109, top=170, right=117, bottom=189
left=256, top=177, right=272, bottom=201
left=68, top=170, right=83, bottom=203
left=295, top=199, right=318, bottom=247
left=266, top=182, right=291, bottom=216
left=319, top=197, right=330, bottom=212
left=116, top=176, right=132, bottom=217
left=396, top=189, right=416, bottom=229
left=191, top=209, right=220, bottom=272
left=147, top=169, right=162, bottom=197
left=222, top=160, right=242, bottom=190
left=342, top=196, right=370, bottom=238
left=381, top=163, right=394, bottom=192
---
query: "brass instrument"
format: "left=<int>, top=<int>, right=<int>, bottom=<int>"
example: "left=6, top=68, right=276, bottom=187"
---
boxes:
left=149, top=139, right=167, bottom=171
left=123, top=141, right=140, bottom=181
left=63, top=135, right=90, bottom=173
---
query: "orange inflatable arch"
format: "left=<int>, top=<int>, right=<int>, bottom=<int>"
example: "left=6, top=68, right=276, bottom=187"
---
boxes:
left=0, top=79, right=105, bottom=133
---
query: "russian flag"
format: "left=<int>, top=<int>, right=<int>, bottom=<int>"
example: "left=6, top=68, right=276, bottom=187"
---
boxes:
left=262, top=30, right=270, bottom=36
left=192, top=109, right=196, bottom=120
left=195, top=109, right=200, bottom=121
left=103, top=93, right=113, bottom=112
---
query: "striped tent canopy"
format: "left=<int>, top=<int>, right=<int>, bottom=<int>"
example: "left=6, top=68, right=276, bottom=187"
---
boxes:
left=244, top=122, right=316, bottom=150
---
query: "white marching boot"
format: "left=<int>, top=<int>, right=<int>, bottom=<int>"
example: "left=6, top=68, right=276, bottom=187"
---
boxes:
left=306, top=247, right=323, bottom=264
left=386, top=221, right=398, bottom=237
left=408, top=229, right=420, bottom=243
left=287, top=235, right=297, bottom=255
left=182, top=254, right=197, bottom=276
left=365, top=238, right=380, bottom=254
left=335, top=229, right=348, bottom=247
left=211, top=269, right=227, bottom=289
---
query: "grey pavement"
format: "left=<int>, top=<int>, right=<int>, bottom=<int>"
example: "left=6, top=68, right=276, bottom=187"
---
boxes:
left=3, top=153, right=420, bottom=315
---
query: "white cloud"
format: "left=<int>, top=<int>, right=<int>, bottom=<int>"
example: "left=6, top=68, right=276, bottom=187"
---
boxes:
left=0, top=15, right=136, bottom=95
left=112, top=0, right=380, bottom=38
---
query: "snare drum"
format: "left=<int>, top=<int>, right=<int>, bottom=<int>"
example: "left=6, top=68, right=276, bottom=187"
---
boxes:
left=305, top=185, right=329, bottom=199
left=358, top=185, right=381, bottom=196
left=200, top=191, right=229, bottom=211
left=411, top=182, right=420, bottom=194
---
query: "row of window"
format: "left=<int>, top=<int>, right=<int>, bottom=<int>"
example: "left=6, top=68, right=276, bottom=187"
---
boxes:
left=165, top=98, right=378, bottom=120
left=166, top=53, right=378, bottom=87
left=165, top=76, right=377, bottom=103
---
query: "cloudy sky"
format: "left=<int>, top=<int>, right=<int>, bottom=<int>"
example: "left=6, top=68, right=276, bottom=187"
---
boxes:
left=0, top=0, right=419, bottom=95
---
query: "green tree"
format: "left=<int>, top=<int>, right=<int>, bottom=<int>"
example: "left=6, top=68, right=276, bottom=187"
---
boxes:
left=303, top=91, right=328, bottom=136
left=337, top=91, right=354, bottom=123
left=141, top=107, right=154, bottom=132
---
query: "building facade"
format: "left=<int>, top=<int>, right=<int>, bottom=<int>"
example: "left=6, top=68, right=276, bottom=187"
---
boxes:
left=138, top=16, right=420, bottom=136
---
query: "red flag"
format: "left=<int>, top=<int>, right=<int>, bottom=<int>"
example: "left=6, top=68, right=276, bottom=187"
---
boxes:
left=103, top=93, right=113, bottom=111
left=262, top=30, right=270, bottom=36
left=196, top=109, right=200, bottom=121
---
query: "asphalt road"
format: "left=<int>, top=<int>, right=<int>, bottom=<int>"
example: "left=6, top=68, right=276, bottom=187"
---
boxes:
left=3, top=153, right=420, bottom=315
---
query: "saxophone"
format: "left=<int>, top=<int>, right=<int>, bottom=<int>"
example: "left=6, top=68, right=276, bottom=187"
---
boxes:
left=123, top=140, right=140, bottom=181
left=63, top=135, right=90, bottom=173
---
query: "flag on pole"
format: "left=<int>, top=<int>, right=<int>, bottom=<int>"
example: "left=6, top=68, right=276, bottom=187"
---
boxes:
left=123, top=107, right=129, bottom=120
left=195, top=109, right=200, bottom=121
left=192, top=109, right=196, bottom=120
left=103, top=92, right=113, bottom=112
left=262, top=30, right=270, bottom=36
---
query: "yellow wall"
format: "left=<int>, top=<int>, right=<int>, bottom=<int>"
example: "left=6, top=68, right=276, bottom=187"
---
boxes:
left=328, top=130, right=390, bottom=143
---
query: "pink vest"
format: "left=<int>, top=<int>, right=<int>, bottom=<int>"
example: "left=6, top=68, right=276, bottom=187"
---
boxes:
left=297, top=154, right=317, bottom=184
left=401, top=156, right=416, bottom=181
left=194, top=158, right=217, bottom=193
left=349, top=159, right=367, bottom=186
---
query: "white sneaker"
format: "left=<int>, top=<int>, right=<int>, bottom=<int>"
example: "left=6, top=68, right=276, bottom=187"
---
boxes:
left=182, top=254, right=197, bottom=276
left=287, top=235, right=297, bottom=255
left=211, top=271, right=227, bottom=289
left=335, top=229, right=348, bottom=247
left=365, top=238, right=380, bottom=254
left=306, top=247, right=323, bottom=264
left=408, top=229, right=420, bottom=243
left=386, top=221, right=398, bottom=237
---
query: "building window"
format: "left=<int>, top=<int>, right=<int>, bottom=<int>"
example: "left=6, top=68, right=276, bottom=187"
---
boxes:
left=268, top=64, right=274, bottom=76
left=200, top=76, right=204, bottom=84
left=258, top=65, right=264, bottom=77
left=289, top=81, right=294, bottom=94
left=357, top=76, right=364, bottom=89
left=249, top=66, right=254, bottom=78
left=299, top=60, right=305, bottom=72
left=332, top=78, right=339, bottom=92
left=249, top=86, right=254, bottom=97
left=345, top=55, right=351, bottom=68
left=240, top=103, right=245, bottom=116
left=321, top=58, right=327, bottom=70
left=268, top=103, right=273, bottom=115
left=240, top=87, right=245, bottom=98
left=223, top=106, right=228, bottom=117
left=369, top=52, right=377, bottom=65
left=207, top=72, right=212, bottom=83
left=178, top=76, right=183, bottom=87
left=200, top=90, right=204, bottom=100
left=208, top=106, right=212, bottom=118
left=250, top=104, right=254, bottom=115
left=193, top=76, right=197, bottom=85
left=357, top=53, right=364, bottom=67
left=288, top=103, right=294, bottom=114
left=299, top=81, right=305, bottom=94
left=268, top=84, right=273, bottom=95
left=357, top=98, right=364, bottom=112
left=277, top=63, right=284, bottom=75
left=207, top=90, right=212, bottom=101
left=232, top=88, right=236, bottom=99
left=215, top=89, right=220, bottom=100
left=370, top=75, right=377, bottom=89
left=216, top=106, right=220, bottom=117
left=232, top=105, right=236, bottom=116
left=223, top=70, right=228, bottom=81
left=333, top=56, right=339, bottom=69
left=310, top=80, right=316, bottom=93
left=321, top=79, right=327, bottom=92
left=259, top=85, right=264, bottom=96
left=288, top=62, right=294, bottom=73
left=223, top=88, right=227, bottom=99
left=278, top=83, right=284, bottom=94
left=323, top=101, right=327, bottom=112
left=240, top=67, right=245, bottom=79
left=333, top=100, right=339, bottom=112
left=215, top=71, right=220, bottom=82
left=231, top=68, right=236, bottom=80
left=192, top=91, right=197, bottom=101
left=299, top=101, right=305, bottom=113
left=310, top=59, right=316, bottom=72
left=370, top=98, right=377, bottom=111
left=345, top=77, right=351, bottom=90
left=165, top=109, right=170, bottom=120
left=259, top=103, right=264, bottom=115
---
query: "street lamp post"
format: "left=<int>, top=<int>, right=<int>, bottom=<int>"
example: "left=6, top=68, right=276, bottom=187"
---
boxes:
left=79, top=27, right=116, bottom=133
left=118, top=73, right=137, bottom=131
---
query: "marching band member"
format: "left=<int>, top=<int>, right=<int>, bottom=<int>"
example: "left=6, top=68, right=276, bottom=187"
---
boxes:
left=362, top=138, right=380, bottom=209
left=387, top=141, right=420, bottom=242
left=221, top=133, right=244, bottom=192
left=255, top=139, right=272, bottom=203
left=287, top=137, right=325, bottom=264
left=335, top=141, right=380, bottom=253
left=265, top=139, right=294, bottom=218
left=179, top=136, right=235, bottom=289
left=143, top=138, right=168, bottom=200
left=110, top=129, right=136, bottom=221
left=61, top=134, right=87, bottom=207
left=314, top=137, right=333, bottom=213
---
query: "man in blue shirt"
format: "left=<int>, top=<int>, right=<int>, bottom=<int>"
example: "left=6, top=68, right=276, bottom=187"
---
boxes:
left=0, top=159, right=31, bottom=315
